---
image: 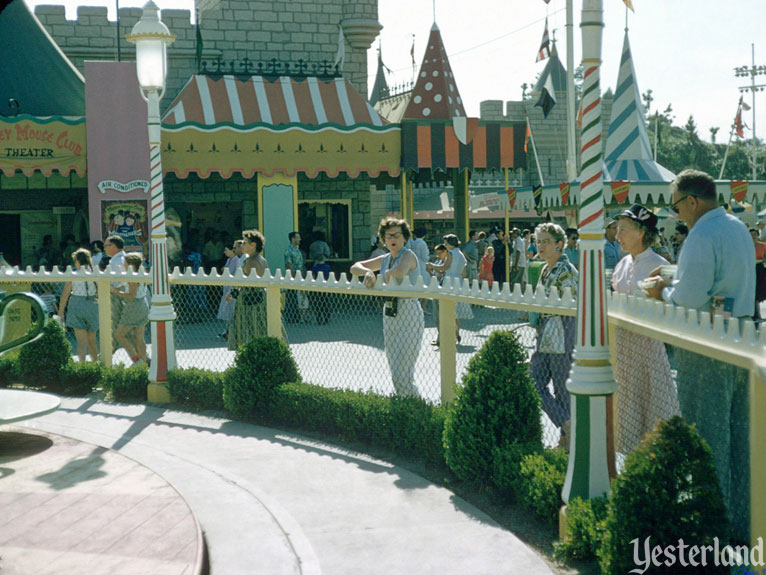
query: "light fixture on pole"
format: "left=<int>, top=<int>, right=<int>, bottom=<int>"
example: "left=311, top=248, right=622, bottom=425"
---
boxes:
left=734, top=45, right=765, bottom=181
left=127, top=0, right=177, bottom=402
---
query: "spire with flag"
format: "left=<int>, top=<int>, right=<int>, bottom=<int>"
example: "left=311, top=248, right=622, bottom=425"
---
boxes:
left=536, top=17, right=550, bottom=62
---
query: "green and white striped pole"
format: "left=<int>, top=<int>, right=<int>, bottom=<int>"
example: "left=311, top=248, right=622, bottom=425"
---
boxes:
left=562, top=0, right=617, bottom=505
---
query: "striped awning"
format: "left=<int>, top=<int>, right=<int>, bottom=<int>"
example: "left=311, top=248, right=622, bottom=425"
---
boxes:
left=160, top=75, right=400, bottom=179
left=162, top=75, right=385, bottom=127
left=401, top=119, right=526, bottom=172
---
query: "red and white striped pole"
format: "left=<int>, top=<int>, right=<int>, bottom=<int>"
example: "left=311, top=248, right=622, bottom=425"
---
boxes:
left=562, top=0, right=617, bottom=505
left=127, top=1, right=177, bottom=402
left=146, top=89, right=177, bottom=400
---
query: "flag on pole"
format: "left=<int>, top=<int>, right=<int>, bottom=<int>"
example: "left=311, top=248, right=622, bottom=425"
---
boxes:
left=735, top=104, right=744, bottom=138
left=410, top=36, right=416, bottom=67
left=535, top=73, right=557, bottom=118
left=623, top=0, right=634, bottom=11
left=334, top=26, right=346, bottom=71
left=524, top=123, right=530, bottom=153
left=536, top=18, right=550, bottom=62
left=741, top=96, right=751, bottom=111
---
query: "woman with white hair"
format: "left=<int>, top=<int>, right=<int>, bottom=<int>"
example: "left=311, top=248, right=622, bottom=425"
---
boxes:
left=529, top=222, right=578, bottom=446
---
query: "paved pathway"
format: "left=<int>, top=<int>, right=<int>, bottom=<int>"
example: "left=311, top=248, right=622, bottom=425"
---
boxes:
left=13, top=396, right=555, bottom=575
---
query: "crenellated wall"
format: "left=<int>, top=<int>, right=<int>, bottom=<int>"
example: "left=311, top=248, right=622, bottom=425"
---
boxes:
left=33, top=0, right=381, bottom=113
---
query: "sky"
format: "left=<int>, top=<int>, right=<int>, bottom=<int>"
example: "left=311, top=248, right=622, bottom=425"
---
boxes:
left=24, top=0, right=766, bottom=144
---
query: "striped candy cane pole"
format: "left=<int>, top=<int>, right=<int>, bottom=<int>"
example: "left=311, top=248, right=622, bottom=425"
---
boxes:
left=562, top=0, right=617, bottom=505
left=146, top=89, right=177, bottom=400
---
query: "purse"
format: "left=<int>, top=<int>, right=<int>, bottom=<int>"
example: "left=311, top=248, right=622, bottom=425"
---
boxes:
left=539, top=315, right=566, bottom=354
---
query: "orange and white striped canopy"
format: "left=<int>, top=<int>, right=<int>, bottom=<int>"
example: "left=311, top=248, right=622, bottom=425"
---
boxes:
left=163, top=75, right=385, bottom=127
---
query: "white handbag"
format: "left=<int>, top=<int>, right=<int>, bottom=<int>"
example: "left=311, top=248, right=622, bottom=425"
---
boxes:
left=539, top=315, right=566, bottom=354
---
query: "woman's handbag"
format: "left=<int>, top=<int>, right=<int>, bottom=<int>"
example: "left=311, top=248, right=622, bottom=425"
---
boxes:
left=539, top=315, right=566, bottom=354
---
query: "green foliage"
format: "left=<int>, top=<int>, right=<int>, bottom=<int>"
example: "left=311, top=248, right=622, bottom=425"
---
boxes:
left=0, top=354, right=19, bottom=388
left=443, top=330, right=542, bottom=485
left=598, top=416, right=729, bottom=575
left=269, top=382, right=446, bottom=465
left=17, top=320, right=71, bottom=385
left=101, top=363, right=149, bottom=401
left=554, top=496, right=609, bottom=561
left=59, top=361, right=102, bottom=396
left=168, top=367, right=225, bottom=411
left=512, top=447, right=569, bottom=524
left=223, top=337, right=300, bottom=418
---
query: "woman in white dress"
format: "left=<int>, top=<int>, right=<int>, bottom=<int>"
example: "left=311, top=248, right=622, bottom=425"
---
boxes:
left=611, top=204, right=680, bottom=453
left=351, top=217, right=424, bottom=396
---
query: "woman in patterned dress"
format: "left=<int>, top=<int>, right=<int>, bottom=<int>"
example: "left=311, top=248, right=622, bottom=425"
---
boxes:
left=529, top=223, right=578, bottom=444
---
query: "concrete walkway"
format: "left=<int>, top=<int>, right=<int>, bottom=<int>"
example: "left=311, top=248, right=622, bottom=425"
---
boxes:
left=11, top=396, right=555, bottom=575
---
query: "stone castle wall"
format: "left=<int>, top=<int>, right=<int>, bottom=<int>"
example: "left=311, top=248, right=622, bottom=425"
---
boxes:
left=480, top=91, right=613, bottom=187
left=33, top=0, right=380, bottom=113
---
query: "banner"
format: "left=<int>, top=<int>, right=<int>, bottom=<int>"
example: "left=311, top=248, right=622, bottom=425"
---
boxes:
left=101, top=199, right=149, bottom=254
left=731, top=180, right=748, bottom=203
left=507, top=187, right=516, bottom=211
left=559, top=182, right=570, bottom=205
left=0, top=115, right=86, bottom=177
left=611, top=180, right=631, bottom=204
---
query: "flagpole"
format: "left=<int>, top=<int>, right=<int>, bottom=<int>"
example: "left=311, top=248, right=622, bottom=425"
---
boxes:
left=653, top=111, right=659, bottom=161
left=565, top=0, right=577, bottom=181
left=719, top=105, right=739, bottom=179
left=526, top=116, right=545, bottom=186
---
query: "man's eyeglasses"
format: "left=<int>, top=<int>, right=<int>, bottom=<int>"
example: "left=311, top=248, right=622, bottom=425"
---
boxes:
left=670, top=195, right=695, bottom=214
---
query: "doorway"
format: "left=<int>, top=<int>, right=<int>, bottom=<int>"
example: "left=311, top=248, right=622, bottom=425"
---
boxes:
left=0, top=214, right=21, bottom=266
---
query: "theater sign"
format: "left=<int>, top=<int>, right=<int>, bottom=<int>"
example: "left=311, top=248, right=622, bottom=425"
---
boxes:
left=0, top=115, right=86, bottom=177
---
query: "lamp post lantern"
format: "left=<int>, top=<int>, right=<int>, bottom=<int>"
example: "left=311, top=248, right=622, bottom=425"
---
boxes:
left=127, top=1, right=177, bottom=402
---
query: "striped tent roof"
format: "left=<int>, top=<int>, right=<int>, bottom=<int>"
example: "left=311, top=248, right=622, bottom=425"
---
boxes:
left=603, top=31, right=674, bottom=183
left=162, top=75, right=385, bottom=128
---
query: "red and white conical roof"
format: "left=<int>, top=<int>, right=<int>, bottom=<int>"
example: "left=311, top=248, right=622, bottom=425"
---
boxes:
left=403, top=23, right=466, bottom=120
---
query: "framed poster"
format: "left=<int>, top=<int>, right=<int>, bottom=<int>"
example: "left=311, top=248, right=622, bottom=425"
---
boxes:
left=101, top=199, right=149, bottom=254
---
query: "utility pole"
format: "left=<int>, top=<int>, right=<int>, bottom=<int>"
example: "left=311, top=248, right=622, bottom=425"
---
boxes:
left=734, top=44, right=765, bottom=180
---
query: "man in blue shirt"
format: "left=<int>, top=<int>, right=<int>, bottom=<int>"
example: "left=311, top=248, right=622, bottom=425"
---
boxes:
left=647, top=169, right=754, bottom=542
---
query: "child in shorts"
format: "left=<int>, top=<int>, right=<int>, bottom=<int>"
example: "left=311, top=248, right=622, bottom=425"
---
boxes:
left=115, top=253, right=149, bottom=366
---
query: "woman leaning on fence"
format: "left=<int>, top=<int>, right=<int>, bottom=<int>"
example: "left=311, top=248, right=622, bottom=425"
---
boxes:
left=529, top=222, right=578, bottom=447
left=351, top=217, right=424, bottom=397
left=611, top=204, right=680, bottom=453
left=228, top=230, right=287, bottom=351
left=58, top=248, right=99, bottom=362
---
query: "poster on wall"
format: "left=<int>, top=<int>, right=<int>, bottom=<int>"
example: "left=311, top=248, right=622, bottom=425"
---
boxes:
left=101, top=200, right=148, bottom=254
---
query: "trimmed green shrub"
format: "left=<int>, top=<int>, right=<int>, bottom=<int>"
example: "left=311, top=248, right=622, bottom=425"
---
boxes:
left=554, top=496, right=609, bottom=561
left=223, top=337, right=300, bottom=417
left=443, top=330, right=542, bottom=485
left=599, top=416, right=729, bottom=575
left=0, top=354, right=19, bottom=388
left=101, top=363, right=149, bottom=401
left=59, top=361, right=102, bottom=396
left=168, top=367, right=225, bottom=411
left=17, top=320, right=71, bottom=385
left=270, top=382, right=446, bottom=465
left=512, top=447, right=568, bottom=524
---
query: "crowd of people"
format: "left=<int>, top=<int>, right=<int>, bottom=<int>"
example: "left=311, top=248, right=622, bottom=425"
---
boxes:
left=10, top=169, right=765, bottom=541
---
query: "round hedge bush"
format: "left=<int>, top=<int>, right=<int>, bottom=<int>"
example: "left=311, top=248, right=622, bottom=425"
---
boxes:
left=443, top=330, right=542, bottom=485
left=17, top=319, right=71, bottom=386
left=599, top=416, right=729, bottom=575
left=223, top=336, right=300, bottom=418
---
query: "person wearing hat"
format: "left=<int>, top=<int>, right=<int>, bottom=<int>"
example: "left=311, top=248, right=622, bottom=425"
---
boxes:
left=603, top=218, right=622, bottom=270
left=611, top=204, right=679, bottom=454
